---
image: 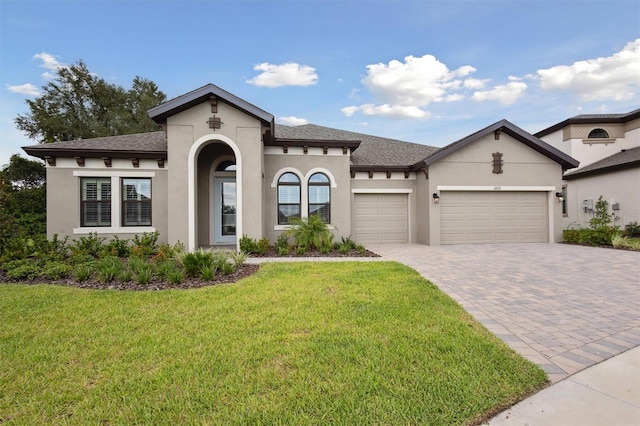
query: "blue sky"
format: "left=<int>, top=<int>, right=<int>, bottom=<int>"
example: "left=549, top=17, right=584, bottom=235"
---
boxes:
left=1, top=0, right=639, bottom=166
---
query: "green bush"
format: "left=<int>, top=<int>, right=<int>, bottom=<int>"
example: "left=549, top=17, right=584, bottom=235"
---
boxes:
left=130, top=231, right=159, bottom=258
left=278, top=246, right=289, bottom=256
left=41, top=261, right=72, bottom=280
left=3, top=259, right=41, bottom=280
left=96, top=256, right=122, bottom=283
left=239, top=234, right=258, bottom=254
left=118, top=268, right=133, bottom=283
left=135, top=266, right=154, bottom=285
left=70, top=233, right=106, bottom=257
left=275, top=234, right=289, bottom=251
left=230, top=251, right=248, bottom=267
left=285, top=216, right=334, bottom=251
left=200, top=265, right=216, bottom=281
left=256, top=237, right=270, bottom=255
left=181, top=249, right=215, bottom=278
left=105, top=236, right=130, bottom=258
left=73, top=264, right=93, bottom=282
left=624, top=221, right=640, bottom=238
left=167, top=268, right=185, bottom=285
left=220, top=261, right=235, bottom=275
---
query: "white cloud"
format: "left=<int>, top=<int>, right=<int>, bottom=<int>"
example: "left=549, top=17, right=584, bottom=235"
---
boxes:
left=472, top=82, right=528, bottom=105
left=463, top=78, right=489, bottom=90
left=343, top=104, right=430, bottom=119
left=278, top=116, right=309, bottom=126
left=7, top=83, right=40, bottom=96
left=247, top=62, right=318, bottom=87
left=342, top=54, right=484, bottom=119
left=33, top=52, right=65, bottom=79
left=537, top=38, right=640, bottom=101
left=362, top=54, right=475, bottom=106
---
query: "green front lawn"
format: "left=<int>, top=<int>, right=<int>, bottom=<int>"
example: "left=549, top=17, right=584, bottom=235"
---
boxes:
left=0, top=262, right=546, bottom=425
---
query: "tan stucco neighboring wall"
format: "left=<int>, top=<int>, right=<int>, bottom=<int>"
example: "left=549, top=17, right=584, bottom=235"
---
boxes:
left=427, top=133, right=565, bottom=245
left=165, top=100, right=264, bottom=247
left=263, top=152, right=351, bottom=242
left=349, top=175, right=418, bottom=243
left=565, top=168, right=640, bottom=229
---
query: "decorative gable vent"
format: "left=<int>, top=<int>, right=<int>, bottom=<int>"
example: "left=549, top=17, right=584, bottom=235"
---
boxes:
left=207, top=116, right=222, bottom=130
left=492, top=152, right=503, bottom=174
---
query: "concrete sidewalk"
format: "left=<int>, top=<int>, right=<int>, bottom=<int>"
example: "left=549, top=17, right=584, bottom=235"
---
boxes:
left=488, top=346, right=640, bottom=425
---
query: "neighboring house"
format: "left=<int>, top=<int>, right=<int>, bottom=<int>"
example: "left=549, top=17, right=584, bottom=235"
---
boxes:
left=23, top=83, right=578, bottom=250
left=535, top=109, right=640, bottom=229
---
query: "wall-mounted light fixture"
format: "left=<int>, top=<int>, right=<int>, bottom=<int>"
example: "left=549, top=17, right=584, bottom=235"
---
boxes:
left=432, top=193, right=440, bottom=204
left=555, top=192, right=565, bottom=202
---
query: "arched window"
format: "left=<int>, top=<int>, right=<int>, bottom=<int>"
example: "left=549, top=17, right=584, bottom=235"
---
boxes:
left=588, top=128, right=609, bottom=139
left=216, top=160, right=236, bottom=171
left=308, top=172, right=330, bottom=223
left=277, top=172, right=300, bottom=225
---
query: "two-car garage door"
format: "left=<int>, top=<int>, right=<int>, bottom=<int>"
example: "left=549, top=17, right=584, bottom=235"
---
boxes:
left=440, top=191, right=548, bottom=244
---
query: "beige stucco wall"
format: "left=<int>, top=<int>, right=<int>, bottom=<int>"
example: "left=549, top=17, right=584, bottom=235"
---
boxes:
left=427, top=133, right=565, bottom=245
left=45, top=160, right=168, bottom=244
left=165, top=100, right=264, bottom=247
left=263, top=151, right=351, bottom=242
left=565, top=168, right=640, bottom=229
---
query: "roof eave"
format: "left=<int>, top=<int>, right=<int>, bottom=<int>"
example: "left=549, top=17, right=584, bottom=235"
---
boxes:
left=269, top=137, right=361, bottom=150
left=148, top=83, right=274, bottom=125
left=22, top=146, right=168, bottom=160
left=564, top=160, right=640, bottom=180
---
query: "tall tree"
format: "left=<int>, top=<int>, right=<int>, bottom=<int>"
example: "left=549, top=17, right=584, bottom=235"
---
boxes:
left=0, top=155, right=47, bottom=251
left=15, top=60, right=166, bottom=143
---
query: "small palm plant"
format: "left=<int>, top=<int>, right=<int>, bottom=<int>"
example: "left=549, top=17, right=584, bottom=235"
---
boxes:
left=285, top=215, right=334, bottom=251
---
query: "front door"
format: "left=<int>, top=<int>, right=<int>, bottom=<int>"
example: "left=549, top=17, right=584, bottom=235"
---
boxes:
left=213, top=177, right=237, bottom=244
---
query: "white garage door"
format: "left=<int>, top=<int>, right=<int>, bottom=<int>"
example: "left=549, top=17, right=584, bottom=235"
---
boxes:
left=354, top=193, right=408, bottom=243
left=440, top=191, right=548, bottom=244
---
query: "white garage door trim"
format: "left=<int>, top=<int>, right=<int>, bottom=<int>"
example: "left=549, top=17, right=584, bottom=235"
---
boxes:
left=436, top=186, right=555, bottom=243
left=352, top=189, right=412, bottom=243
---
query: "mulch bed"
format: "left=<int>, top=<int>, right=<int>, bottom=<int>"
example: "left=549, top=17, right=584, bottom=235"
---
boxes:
left=0, top=248, right=381, bottom=291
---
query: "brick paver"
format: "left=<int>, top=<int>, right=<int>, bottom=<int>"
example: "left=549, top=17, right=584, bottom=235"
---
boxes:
left=367, top=243, right=640, bottom=382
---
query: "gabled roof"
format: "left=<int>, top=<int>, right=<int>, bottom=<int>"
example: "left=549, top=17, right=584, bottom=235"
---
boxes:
left=416, top=119, right=579, bottom=170
left=22, top=131, right=167, bottom=160
left=535, top=108, right=640, bottom=138
left=275, top=124, right=439, bottom=170
left=148, top=83, right=274, bottom=125
left=563, top=147, right=640, bottom=180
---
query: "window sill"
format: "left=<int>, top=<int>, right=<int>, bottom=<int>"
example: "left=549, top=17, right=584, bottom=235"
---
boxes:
left=582, top=138, right=616, bottom=145
left=274, top=224, right=336, bottom=231
left=73, top=226, right=156, bottom=234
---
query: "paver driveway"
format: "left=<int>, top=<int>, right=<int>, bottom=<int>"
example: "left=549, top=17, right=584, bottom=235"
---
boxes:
left=367, top=243, right=640, bottom=383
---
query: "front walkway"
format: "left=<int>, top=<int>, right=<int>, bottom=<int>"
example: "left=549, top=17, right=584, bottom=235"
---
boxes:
left=366, top=243, right=640, bottom=383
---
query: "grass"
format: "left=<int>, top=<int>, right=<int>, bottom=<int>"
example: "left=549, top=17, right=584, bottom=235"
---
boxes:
left=0, top=262, right=546, bottom=425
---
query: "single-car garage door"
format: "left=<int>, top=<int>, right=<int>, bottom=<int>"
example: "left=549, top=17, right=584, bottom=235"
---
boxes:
left=354, top=193, right=408, bottom=243
left=440, top=191, right=548, bottom=244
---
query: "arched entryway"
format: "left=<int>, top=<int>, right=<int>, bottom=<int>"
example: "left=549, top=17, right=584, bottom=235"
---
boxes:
left=188, top=134, right=242, bottom=251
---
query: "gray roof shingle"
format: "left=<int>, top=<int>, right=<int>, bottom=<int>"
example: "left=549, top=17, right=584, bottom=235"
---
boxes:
left=563, top=147, right=640, bottom=180
left=23, top=131, right=167, bottom=159
left=275, top=124, right=438, bottom=168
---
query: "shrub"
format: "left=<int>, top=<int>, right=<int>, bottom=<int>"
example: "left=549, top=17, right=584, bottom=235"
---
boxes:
left=105, top=236, right=130, bottom=258
left=181, top=249, right=215, bottom=278
left=562, top=229, right=583, bottom=244
left=130, top=231, right=159, bottom=258
left=135, top=266, right=154, bottom=285
left=295, top=245, right=307, bottom=256
left=624, top=221, right=640, bottom=238
left=167, top=268, right=185, bottom=285
left=41, top=261, right=72, bottom=280
left=200, top=265, right=216, bottom=281
left=73, top=264, right=93, bottom=282
left=69, top=233, right=106, bottom=257
left=96, top=256, right=122, bottom=283
left=320, top=244, right=332, bottom=254
left=4, top=259, right=40, bottom=280
left=285, top=216, right=334, bottom=251
left=155, top=260, right=177, bottom=280
left=118, top=268, right=133, bottom=282
left=275, top=234, right=289, bottom=251
left=256, top=237, right=270, bottom=255
left=239, top=234, right=258, bottom=254
left=220, top=261, right=236, bottom=275
left=278, top=246, right=290, bottom=256
left=212, top=250, right=231, bottom=270
left=230, top=251, right=248, bottom=268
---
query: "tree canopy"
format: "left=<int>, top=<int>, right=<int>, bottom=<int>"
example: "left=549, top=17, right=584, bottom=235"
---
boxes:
left=0, top=155, right=47, bottom=252
left=15, top=60, right=167, bottom=143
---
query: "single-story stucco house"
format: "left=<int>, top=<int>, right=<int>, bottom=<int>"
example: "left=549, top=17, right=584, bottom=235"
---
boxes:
left=535, top=109, right=640, bottom=229
left=23, top=83, right=579, bottom=251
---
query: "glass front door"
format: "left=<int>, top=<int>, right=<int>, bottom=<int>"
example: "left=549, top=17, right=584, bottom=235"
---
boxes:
left=214, top=177, right=236, bottom=244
